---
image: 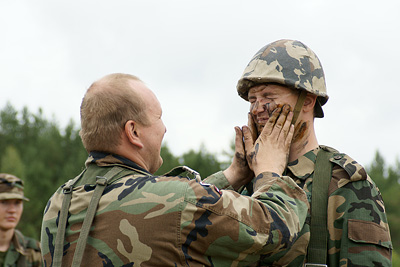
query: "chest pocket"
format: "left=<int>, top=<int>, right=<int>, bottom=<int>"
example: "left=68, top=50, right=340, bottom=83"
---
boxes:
left=348, top=219, right=392, bottom=250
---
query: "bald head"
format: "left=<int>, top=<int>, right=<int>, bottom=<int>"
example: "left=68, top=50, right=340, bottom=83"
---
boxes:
left=79, top=73, right=151, bottom=153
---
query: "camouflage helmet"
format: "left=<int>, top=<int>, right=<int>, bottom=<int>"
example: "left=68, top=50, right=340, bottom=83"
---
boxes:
left=0, top=173, right=29, bottom=201
left=237, top=39, right=328, bottom=118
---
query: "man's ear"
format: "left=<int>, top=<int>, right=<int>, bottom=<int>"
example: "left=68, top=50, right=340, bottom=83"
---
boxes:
left=303, top=93, right=317, bottom=113
left=124, top=120, right=144, bottom=149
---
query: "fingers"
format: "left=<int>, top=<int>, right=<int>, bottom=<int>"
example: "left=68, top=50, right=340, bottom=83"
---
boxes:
left=242, top=125, right=255, bottom=170
left=259, top=104, right=282, bottom=138
left=234, top=126, right=244, bottom=153
left=272, top=105, right=292, bottom=140
left=271, top=105, right=288, bottom=135
left=279, top=106, right=294, bottom=153
left=233, top=127, right=250, bottom=169
left=258, top=104, right=293, bottom=141
left=242, top=126, right=254, bottom=153
left=258, top=105, right=282, bottom=139
left=241, top=104, right=294, bottom=176
left=247, top=113, right=258, bottom=143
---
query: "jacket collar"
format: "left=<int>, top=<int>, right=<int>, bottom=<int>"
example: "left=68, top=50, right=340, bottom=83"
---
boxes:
left=286, top=147, right=320, bottom=180
left=85, top=151, right=150, bottom=175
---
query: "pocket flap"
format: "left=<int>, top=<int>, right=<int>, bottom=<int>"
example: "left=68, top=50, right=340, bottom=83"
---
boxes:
left=348, top=219, right=392, bottom=249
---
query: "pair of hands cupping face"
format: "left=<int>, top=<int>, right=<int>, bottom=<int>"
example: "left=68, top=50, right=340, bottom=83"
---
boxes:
left=224, top=105, right=294, bottom=190
left=245, top=104, right=294, bottom=176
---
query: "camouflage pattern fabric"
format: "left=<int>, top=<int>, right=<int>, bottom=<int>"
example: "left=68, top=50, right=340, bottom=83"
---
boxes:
left=243, top=146, right=392, bottom=267
left=3, top=230, right=42, bottom=267
left=41, top=152, right=308, bottom=266
left=0, top=173, right=30, bottom=201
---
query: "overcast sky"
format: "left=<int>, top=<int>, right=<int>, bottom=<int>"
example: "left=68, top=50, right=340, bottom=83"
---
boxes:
left=1, top=0, right=399, bottom=168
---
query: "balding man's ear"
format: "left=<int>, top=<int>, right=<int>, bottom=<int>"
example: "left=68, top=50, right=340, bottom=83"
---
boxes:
left=124, top=120, right=144, bottom=149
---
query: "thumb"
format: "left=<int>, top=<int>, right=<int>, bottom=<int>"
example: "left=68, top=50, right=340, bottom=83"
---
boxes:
left=248, top=112, right=259, bottom=142
left=242, top=126, right=254, bottom=152
left=233, top=126, right=244, bottom=152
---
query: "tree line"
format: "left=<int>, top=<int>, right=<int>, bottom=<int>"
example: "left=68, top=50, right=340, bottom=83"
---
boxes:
left=0, top=103, right=398, bottom=264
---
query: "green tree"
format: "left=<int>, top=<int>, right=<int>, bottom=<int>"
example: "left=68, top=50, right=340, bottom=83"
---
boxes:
left=0, top=103, right=87, bottom=239
left=367, top=151, right=400, bottom=258
left=156, top=143, right=225, bottom=178
left=220, top=139, right=235, bottom=170
left=393, top=250, right=400, bottom=267
left=368, top=151, right=389, bottom=191
left=155, top=143, right=180, bottom=175
left=0, top=145, right=26, bottom=178
left=180, top=143, right=222, bottom=178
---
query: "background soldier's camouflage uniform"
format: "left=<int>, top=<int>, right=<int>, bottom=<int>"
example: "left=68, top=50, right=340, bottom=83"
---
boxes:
left=41, top=152, right=308, bottom=266
left=0, top=173, right=42, bottom=267
left=237, top=39, right=392, bottom=266
left=1, top=230, right=42, bottom=267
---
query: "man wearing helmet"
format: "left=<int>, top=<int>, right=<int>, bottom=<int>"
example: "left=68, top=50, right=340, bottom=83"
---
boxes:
left=236, top=39, right=392, bottom=266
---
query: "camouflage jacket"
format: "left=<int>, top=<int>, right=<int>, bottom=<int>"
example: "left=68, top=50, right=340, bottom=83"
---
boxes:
left=244, top=146, right=392, bottom=267
left=3, top=230, right=42, bottom=267
left=41, top=152, right=308, bottom=266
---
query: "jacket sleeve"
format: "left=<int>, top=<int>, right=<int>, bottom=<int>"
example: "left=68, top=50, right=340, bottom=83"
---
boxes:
left=202, top=171, right=235, bottom=190
left=327, top=160, right=392, bottom=266
left=181, top=171, right=309, bottom=265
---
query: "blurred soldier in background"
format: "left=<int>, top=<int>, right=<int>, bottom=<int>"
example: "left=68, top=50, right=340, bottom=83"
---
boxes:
left=0, top=173, right=41, bottom=267
left=237, top=39, right=392, bottom=266
left=41, top=73, right=309, bottom=266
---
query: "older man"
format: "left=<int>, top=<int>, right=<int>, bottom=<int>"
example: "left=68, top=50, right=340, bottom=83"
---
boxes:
left=41, top=73, right=308, bottom=266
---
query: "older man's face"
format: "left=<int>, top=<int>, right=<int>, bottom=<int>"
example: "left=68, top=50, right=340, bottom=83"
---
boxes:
left=133, top=81, right=167, bottom=174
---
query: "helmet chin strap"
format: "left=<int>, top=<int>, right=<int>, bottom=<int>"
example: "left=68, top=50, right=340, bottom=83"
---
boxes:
left=291, top=90, right=308, bottom=125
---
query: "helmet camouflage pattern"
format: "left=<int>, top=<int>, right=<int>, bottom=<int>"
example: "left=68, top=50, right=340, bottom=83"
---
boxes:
left=237, top=39, right=328, bottom=118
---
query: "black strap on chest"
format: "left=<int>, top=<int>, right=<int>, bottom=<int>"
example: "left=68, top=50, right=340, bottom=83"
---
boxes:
left=306, top=148, right=334, bottom=266
left=52, top=166, right=124, bottom=267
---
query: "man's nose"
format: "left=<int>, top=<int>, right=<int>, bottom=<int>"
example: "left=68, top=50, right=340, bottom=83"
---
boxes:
left=251, top=101, right=265, bottom=115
